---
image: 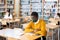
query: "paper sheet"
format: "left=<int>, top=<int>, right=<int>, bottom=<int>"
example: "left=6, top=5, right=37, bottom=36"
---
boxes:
left=0, top=28, right=24, bottom=39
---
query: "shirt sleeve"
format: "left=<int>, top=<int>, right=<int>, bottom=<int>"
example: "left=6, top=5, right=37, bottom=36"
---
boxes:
left=24, top=21, right=34, bottom=33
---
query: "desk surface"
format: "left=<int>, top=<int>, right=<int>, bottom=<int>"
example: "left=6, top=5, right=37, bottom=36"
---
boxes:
left=0, top=19, right=20, bottom=25
left=0, top=28, right=41, bottom=40
left=7, top=33, right=41, bottom=40
left=20, top=33, right=41, bottom=40
left=48, top=18, right=60, bottom=24
left=46, top=24, right=59, bottom=29
left=49, top=18, right=60, bottom=21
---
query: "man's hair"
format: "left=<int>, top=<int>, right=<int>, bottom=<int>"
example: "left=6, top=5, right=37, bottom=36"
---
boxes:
left=7, top=9, right=10, bottom=12
left=31, top=12, right=38, bottom=17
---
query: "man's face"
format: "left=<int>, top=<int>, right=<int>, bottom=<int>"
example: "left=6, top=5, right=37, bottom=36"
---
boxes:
left=31, top=16, right=37, bottom=22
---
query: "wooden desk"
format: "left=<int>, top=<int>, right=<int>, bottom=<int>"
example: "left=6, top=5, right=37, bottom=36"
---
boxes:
left=46, top=24, right=59, bottom=30
left=47, top=17, right=60, bottom=40
left=46, top=24, right=59, bottom=40
left=48, top=18, right=60, bottom=24
left=20, top=33, right=41, bottom=40
left=0, top=19, right=6, bottom=25
left=0, top=19, right=20, bottom=24
left=0, top=28, right=41, bottom=40
left=0, top=19, right=20, bottom=28
left=8, top=33, right=41, bottom=40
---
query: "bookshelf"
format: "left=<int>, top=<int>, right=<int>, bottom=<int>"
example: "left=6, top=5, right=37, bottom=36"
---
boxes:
left=20, top=0, right=30, bottom=17
left=20, top=0, right=42, bottom=18
left=0, top=0, right=59, bottom=22
left=58, top=0, right=60, bottom=13
left=19, top=0, right=58, bottom=23
left=7, top=0, right=14, bottom=13
left=43, top=0, right=58, bottom=23
left=0, top=0, right=14, bottom=18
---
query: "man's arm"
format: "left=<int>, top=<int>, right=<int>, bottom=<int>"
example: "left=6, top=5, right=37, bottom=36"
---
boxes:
left=24, top=21, right=34, bottom=33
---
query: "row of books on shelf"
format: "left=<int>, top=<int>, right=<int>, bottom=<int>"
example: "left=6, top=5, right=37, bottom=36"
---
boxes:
left=21, top=0, right=42, bottom=2
left=21, top=2, right=30, bottom=5
left=21, top=0, right=30, bottom=1
left=21, top=7, right=60, bottom=11
left=21, top=3, right=42, bottom=5
left=0, top=0, right=14, bottom=4
left=45, top=0, right=57, bottom=2
left=21, top=8, right=42, bottom=10
left=21, top=5, right=42, bottom=7
left=21, top=9, right=42, bottom=12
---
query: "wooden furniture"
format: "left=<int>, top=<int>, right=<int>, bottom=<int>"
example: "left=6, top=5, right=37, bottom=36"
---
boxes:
left=46, top=23, right=59, bottom=40
left=0, top=28, right=41, bottom=40
left=0, top=19, right=20, bottom=28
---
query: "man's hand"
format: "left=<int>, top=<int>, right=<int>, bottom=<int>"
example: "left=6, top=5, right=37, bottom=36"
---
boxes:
left=34, top=29, right=41, bottom=32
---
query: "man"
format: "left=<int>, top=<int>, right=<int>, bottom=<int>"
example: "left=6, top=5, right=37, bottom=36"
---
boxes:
left=24, top=12, right=47, bottom=40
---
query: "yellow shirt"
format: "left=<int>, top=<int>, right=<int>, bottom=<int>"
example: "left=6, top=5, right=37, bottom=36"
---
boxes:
left=24, top=19, right=47, bottom=36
